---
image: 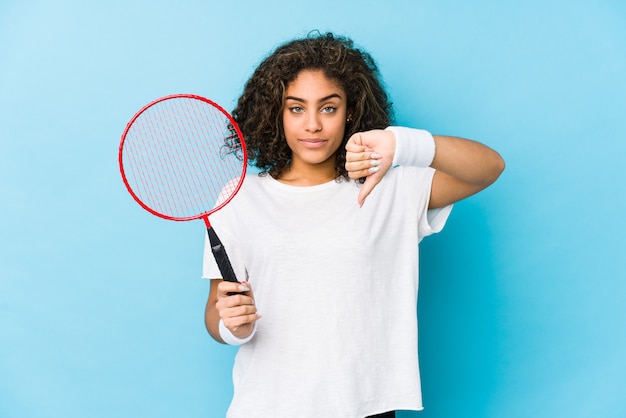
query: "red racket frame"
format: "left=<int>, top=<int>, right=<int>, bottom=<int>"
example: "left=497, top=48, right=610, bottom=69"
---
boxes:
left=118, top=93, right=247, bottom=229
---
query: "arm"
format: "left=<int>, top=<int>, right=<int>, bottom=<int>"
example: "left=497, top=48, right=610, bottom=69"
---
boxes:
left=205, top=279, right=260, bottom=344
left=344, top=128, right=504, bottom=206
left=205, top=279, right=224, bottom=343
left=429, top=135, right=505, bottom=209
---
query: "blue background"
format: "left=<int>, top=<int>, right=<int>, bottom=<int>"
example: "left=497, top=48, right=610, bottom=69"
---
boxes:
left=1, top=1, right=625, bottom=417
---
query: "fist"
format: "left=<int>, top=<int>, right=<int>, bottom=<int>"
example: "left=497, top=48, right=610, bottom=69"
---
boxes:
left=345, top=129, right=395, bottom=206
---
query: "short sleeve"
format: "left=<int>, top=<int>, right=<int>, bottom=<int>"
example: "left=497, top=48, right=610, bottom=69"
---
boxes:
left=412, top=166, right=453, bottom=241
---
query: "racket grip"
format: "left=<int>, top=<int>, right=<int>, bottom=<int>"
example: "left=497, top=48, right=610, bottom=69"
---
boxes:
left=207, top=227, right=239, bottom=283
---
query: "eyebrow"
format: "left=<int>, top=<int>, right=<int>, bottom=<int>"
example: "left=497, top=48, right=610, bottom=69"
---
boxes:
left=284, top=93, right=343, bottom=103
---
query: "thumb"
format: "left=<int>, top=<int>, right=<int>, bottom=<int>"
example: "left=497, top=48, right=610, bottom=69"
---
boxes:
left=358, top=169, right=384, bottom=207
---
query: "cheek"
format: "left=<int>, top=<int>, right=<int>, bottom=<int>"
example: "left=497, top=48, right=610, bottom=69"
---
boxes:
left=281, top=118, right=298, bottom=149
left=332, top=119, right=347, bottom=139
left=282, top=108, right=302, bottom=126
left=330, top=123, right=347, bottom=152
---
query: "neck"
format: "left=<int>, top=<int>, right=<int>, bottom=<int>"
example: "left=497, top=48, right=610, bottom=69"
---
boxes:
left=277, top=159, right=336, bottom=186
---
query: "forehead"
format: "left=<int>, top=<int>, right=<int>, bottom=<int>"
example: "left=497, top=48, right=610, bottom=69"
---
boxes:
left=285, top=69, right=345, bottom=98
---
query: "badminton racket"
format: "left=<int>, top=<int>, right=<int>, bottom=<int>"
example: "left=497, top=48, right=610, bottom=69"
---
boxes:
left=118, top=94, right=246, bottom=283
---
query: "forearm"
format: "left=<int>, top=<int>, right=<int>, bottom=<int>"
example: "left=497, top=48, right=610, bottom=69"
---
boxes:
left=344, top=127, right=504, bottom=207
left=384, top=127, right=504, bottom=208
left=431, top=135, right=505, bottom=187
left=205, top=301, right=226, bottom=344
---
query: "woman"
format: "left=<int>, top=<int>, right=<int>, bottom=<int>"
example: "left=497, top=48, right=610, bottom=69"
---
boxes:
left=203, top=32, right=504, bottom=418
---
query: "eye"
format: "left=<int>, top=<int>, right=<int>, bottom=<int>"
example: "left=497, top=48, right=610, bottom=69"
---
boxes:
left=289, top=106, right=304, bottom=113
left=321, top=106, right=337, bottom=113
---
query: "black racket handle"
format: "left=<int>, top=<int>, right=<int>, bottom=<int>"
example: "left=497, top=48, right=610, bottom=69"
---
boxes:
left=207, top=227, right=239, bottom=283
left=207, top=227, right=243, bottom=296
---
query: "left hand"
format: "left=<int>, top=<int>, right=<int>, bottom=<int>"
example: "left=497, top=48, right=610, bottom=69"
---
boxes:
left=345, top=129, right=395, bottom=206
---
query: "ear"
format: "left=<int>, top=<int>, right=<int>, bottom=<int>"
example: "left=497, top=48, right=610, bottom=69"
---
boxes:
left=346, top=106, right=354, bottom=121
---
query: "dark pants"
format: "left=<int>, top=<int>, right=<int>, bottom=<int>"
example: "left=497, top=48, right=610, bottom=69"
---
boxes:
left=366, top=412, right=396, bottom=418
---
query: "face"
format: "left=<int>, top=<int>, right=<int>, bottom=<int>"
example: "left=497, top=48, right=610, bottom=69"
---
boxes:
left=282, top=69, right=347, bottom=174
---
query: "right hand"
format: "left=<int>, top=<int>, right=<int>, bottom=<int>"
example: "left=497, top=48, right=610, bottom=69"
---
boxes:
left=215, top=281, right=260, bottom=339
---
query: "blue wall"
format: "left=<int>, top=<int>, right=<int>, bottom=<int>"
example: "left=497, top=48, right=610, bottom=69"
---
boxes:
left=1, top=1, right=624, bottom=417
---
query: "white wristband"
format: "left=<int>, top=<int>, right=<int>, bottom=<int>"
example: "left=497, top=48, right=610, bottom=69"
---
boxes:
left=218, top=318, right=257, bottom=346
left=385, top=126, right=436, bottom=168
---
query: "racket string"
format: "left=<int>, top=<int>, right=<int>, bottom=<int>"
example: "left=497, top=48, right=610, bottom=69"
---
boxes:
left=120, top=95, right=246, bottom=220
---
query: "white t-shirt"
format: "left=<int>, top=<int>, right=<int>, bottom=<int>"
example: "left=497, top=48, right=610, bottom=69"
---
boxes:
left=203, top=165, right=451, bottom=418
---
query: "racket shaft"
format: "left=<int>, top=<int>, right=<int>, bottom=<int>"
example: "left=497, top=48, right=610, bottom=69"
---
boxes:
left=207, top=227, right=238, bottom=283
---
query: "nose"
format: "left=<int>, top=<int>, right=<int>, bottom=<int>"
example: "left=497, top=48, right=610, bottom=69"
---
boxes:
left=305, top=112, right=322, bottom=132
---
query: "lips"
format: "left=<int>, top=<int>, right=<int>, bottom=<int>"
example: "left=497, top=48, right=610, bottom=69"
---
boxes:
left=299, top=138, right=328, bottom=149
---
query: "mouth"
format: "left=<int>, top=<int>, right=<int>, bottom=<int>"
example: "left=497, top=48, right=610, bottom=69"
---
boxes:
left=299, top=138, right=328, bottom=149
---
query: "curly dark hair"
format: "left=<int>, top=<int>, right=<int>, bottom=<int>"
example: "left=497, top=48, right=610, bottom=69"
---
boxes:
left=232, top=31, right=394, bottom=181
